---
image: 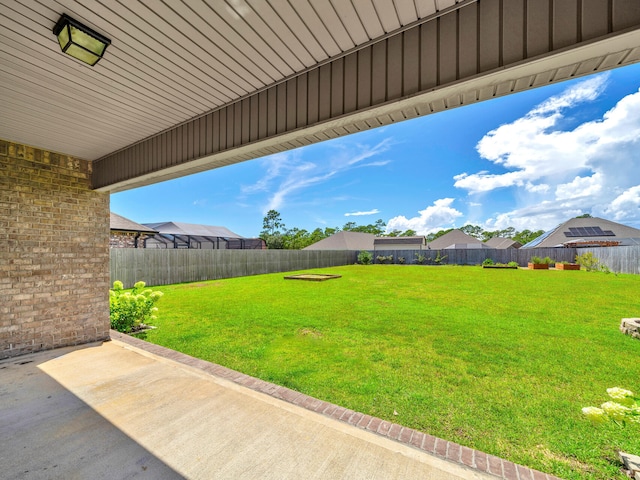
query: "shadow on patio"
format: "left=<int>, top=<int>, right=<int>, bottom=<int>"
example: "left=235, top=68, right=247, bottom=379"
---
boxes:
left=0, top=335, right=553, bottom=480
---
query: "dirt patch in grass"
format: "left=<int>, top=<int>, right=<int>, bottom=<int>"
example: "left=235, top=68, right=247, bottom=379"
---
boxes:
left=535, top=445, right=596, bottom=475
left=298, top=328, right=323, bottom=338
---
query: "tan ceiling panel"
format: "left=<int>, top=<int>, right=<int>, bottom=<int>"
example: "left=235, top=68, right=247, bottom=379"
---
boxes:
left=372, top=0, right=402, bottom=33
left=1, top=0, right=640, bottom=177
left=394, top=0, right=419, bottom=26
left=246, top=0, right=317, bottom=67
left=309, top=0, right=354, bottom=51
left=289, top=0, right=341, bottom=57
left=329, top=1, right=369, bottom=45
left=353, top=0, right=386, bottom=39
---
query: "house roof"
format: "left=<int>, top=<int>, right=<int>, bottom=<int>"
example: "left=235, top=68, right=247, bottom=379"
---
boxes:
left=443, top=243, right=492, bottom=249
left=143, top=221, right=243, bottom=239
left=110, top=212, right=157, bottom=234
left=427, top=230, right=483, bottom=249
left=485, top=237, right=522, bottom=249
left=303, top=231, right=375, bottom=251
left=522, top=217, right=640, bottom=248
left=374, top=236, right=426, bottom=246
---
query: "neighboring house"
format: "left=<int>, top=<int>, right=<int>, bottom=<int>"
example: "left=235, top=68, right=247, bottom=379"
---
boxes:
left=303, top=231, right=375, bottom=250
left=110, top=212, right=157, bottom=248
left=427, top=230, right=485, bottom=249
left=522, top=217, right=640, bottom=248
left=374, top=236, right=427, bottom=250
left=143, top=221, right=265, bottom=249
left=485, top=237, right=522, bottom=249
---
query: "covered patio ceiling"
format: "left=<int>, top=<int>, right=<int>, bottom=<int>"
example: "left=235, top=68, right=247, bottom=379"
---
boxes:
left=2, top=0, right=640, bottom=192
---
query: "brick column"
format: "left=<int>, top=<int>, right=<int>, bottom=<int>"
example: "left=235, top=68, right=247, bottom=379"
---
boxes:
left=0, top=139, right=110, bottom=358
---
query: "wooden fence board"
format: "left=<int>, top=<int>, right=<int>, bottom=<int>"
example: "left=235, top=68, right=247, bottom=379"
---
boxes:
left=110, top=246, right=640, bottom=288
left=110, top=249, right=358, bottom=288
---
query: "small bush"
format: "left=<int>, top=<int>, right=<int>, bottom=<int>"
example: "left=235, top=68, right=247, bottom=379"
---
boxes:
left=434, top=251, right=448, bottom=264
left=507, top=261, right=519, bottom=268
left=575, top=252, right=610, bottom=273
left=109, top=281, right=163, bottom=333
left=415, top=253, right=427, bottom=265
left=482, top=258, right=495, bottom=266
left=397, top=256, right=406, bottom=265
left=542, top=256, right=554, bottom=265
left=357, top=251, right=373, bottom=265
left=376, top=255, right=394, bottom=264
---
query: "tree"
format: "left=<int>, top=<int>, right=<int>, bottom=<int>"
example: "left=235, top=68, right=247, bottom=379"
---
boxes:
left=260, top=210, right=286, bottom=249
left=460, top=224, right=484, bottom=239
left=426, top=229, right=453, bottom=242
left=343, top=219, right=386, bottom=235
left=342, top=221, right=357, bottom=231
left=262, top=210, right=284, bottom=236
left=513, top=229, right=545, bottom=245
left=482, top=227, right=516, bottom=241
left=576, top=213, right=593, bottom=218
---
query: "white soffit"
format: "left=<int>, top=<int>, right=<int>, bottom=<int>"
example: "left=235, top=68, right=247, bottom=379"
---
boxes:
left=0, top=0, right=463, bottom=160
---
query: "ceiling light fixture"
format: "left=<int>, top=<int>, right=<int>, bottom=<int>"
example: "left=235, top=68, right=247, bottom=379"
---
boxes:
left=53, top=14, right=111, bottom=66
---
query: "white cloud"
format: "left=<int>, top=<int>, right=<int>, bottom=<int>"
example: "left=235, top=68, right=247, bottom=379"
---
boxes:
left=555, top=174, right=602, bottom=200
left=601, top=185, right=640, bottom=221
left=345, top=209, right=380, bottom=217
left=455, top=74, right=610, bottom=195
left=386, top=198, right=463, bottom=234
left=242, top=138, right=393, bottom=213
left=454, top=72, right=640, bottom=229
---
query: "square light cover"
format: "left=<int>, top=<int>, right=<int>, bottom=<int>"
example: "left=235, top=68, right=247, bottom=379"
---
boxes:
left=53, top=14, right=111, bottom=66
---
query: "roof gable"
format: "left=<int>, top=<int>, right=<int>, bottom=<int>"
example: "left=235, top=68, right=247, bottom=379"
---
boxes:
left=110, top=213, right=157, bottom=233
left=522, top=217, right=640, bottom=248
left=428, top=230, right=483, bottom=249
left=303, top=231, right=375, bottom=250
left=143, top=221, right=242, bottom=238
left=485, top=237, right=522, bottom=249
left=374, top=236, right=426, bottom=246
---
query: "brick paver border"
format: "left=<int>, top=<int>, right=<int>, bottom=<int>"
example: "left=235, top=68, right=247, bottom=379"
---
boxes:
left=110, top=331, right=562, bottom=480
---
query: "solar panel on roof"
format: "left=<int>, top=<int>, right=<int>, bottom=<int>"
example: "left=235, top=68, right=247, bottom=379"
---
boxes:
left=564, top=226, right=616, bottom=237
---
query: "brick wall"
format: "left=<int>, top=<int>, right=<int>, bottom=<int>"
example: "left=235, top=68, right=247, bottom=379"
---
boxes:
left=0, top=139, right=110, bottom=359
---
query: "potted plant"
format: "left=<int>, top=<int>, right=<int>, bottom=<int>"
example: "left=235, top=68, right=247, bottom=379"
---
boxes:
left=555, top=260, right=580, bottom=270
left=528, top=256, right=553, bottom=270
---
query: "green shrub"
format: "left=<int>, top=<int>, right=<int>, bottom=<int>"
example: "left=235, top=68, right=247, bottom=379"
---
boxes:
left=434, top=251, right=448, bottom=264
left=357, top=251, right=373, bottom=265
left=376, top=255, right=394, bottom=264
left=542, top=256, right=554, bottom=265
left=414, top=252, right=427, bottom=265
left=507, top=261, right=519, bottom=268
left=575, top=251, right=610, bottom=273
left=482, top=258, right=495, bottom=266
left=397, top=256, right=406, bottom=265
left=530, top=256, right=542, bottom=264
left=109, top=281, right=163, bottom=333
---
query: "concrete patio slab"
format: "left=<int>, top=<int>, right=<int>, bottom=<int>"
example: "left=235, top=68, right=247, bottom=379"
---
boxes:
left=0, top=338, right=554, bottom=479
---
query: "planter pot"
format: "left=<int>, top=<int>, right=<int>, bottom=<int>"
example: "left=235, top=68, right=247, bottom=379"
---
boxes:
left=528, top=263, right=549, bottom=270
left=555, top=263, right=580, bottom=270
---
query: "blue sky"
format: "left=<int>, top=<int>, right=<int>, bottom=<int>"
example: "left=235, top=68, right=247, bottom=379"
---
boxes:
left=112, top=63, right=640, bottom=238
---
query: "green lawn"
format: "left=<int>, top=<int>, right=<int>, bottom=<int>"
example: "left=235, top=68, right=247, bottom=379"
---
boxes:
left=137, top=265, right=640, bottom=479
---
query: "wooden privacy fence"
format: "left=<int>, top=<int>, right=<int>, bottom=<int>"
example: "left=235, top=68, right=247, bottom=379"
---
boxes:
left=372, top=246, right=640, bottom=274
left=582, top=245, right=640, bottom=274
left=371, top=248, right=578, bottom=266
left=110, top=249, right=357, bottom=288
left=110, top=246, right=640, bottom=288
